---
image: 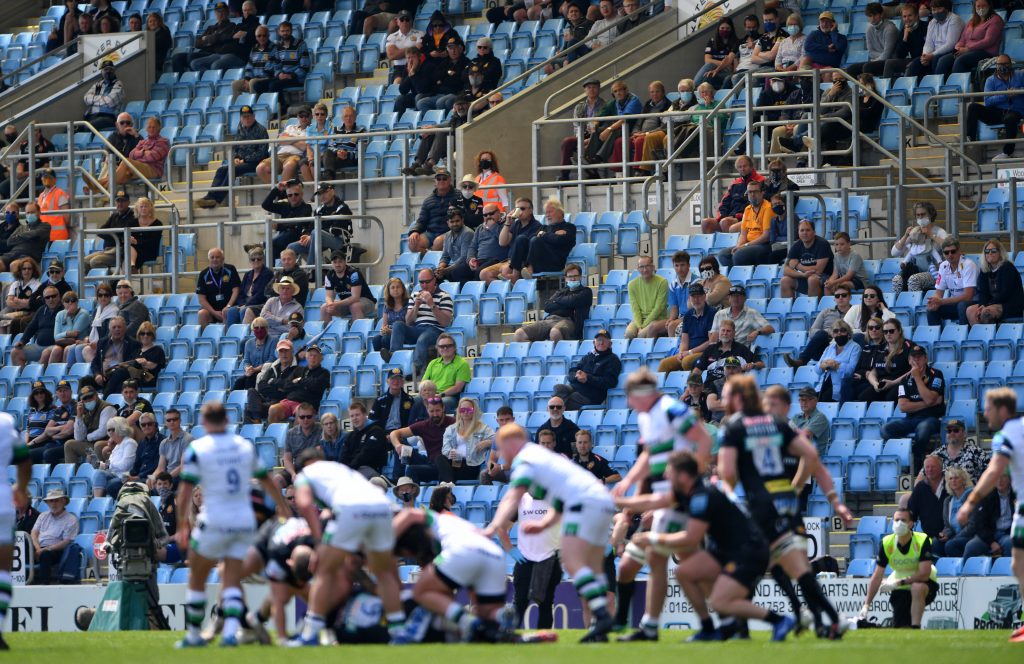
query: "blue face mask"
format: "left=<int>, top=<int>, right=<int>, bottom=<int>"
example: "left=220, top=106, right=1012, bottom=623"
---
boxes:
left=25, top=213, right=38, bottom=223
left=785, top=24, right=799, bottom=35
left=84, top=400, right=97, bottom=411
left=763, top=21, right=776, bottom=32
left=680, top=91, right=694, bottom=104
left=4, top=212, right=16, bottom=224
left=566, top=280, right=581, bottom=289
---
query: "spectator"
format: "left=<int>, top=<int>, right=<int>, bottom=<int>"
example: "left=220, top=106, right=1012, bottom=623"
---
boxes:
left=746, top=5, right=786, bottom=75
left=97, top=114, right=141, bottom=189
left=104, top=321, right=165, bottom=396
left=553, top=329, right=622, bottom=409
left=845, top=284, right=895, bottom=342
left=945, top=471, right=1015, bottom=559
left=83, top=60, right=124, bottom=131
left=450, top=174, right=485, bottom=230
left=658, top=282, right=718, bottom=373
left=29, top=260, right=71, bottom=310
left=941, top=0, right=1003, bottom=77
left=124, top=412, right=162, bottom=489
left=340, top=402, right=389, bottom=478
left=908, top=454, right=950, bottom=538
left=967, top=238, right=1024, bottom=324
left=419, top=38, right=471, bottom=112
left=24, top=382, right=55, bottom=449
left=485, top=1, right=527, bottom=25
left=617, top=0, right=648, bottom=35
left=664, top=250, right=696, bottom=333
left=146, top=12, right=173, bottom=73
left=69, top=13, right=94, bottom=51
left=700, top=155, right=764, bottom=234
left=370, top=368, right=415, bottom=434
left=847, top=3, right=899, bottom=78
left=758, top=78, right=803, bottom=144
left=85, top=191, right=135, bottom=268
left=729, top=14, right=764, bottom=85
left=572, top=429, right=621, bottom=484
left=389, top=396, right=453, bottom=481
left=30, top=489, right=79, bottom=585
left=546, top=3, right=593, bottom=72
left=478, top=407, right=515, bottom=484
left=407, top=170, right=457, bottom=253
left=586, top=0, right=618, bottom=50
left=473, top=150, right=508, bottom=212
left=583, top=80, right=642, bottom=166
left=316, top=412, right=346, bottom=463
left=861, top=507, right=938, bottom=629
left=559, top=79, right=606, bottom=181
left=437, top=397, right=493, bottom=482
left=625, top=255, right=668, bottom=339
left=636, top=78, right=698, bottom=174
left=92, top=416, right=137, bottom=497
left=507, top=197, right=576, bottom=282
left=300, top=102, right=334, bottom=183
left=319, top=250, right=375, bottom=321
left=245, top=338, right=296, bottom=422
left=907, top=0, right=964, bottom=77
left=930, top=418, right=988, bottom=483
left=464, top=203, right=509, bottom=280
left=262, top=178, right=313, bottom=260
left=318, top=108, right=365, bottom=179
left=372, top=278, right=409, bottom=355
left=966, top=53, right=1024, bottom=162
left=848, top=314, right=887, bottom=396
left=15, top=488, right=40, bottom=533
left=196, top=105, right=269, bottom=209
left=436, top=209, right=476, bottom=285
left=256, top=109, right=310, bottom=185
left=260, top=248, right=310, bottom=307
left=253, top=20, right=309, bottom=98
left=122, top=198, right=164, bottom=272
left=693, top=317, right=763, bottom=381
left=608, top=81, right=670, bottom=175
left=111, top=380, right=154, bottom=439
left=225, top=247, right=272, bottom=326
left=464, top=52, right=500, bottom=105
left=858, top=318, right=913, bottom=403
left=478, top=197, right=541, bottom=283
left=784, top=284, right=857, bottom=368
left=421, top=332, right=471, bottom=410
left=46, top=0, right=82, bottom=52
left=694, top=255, right=731, bottom=308
left=826, top=232, right=870, bottom=294
left=113, top=280, right=150, bottom=338
left=9, top=126, right=53, bottom=199
left=926, top=237, right=978, bottom=325
left=0, top=202, right=21, bottom=256
left=884, top=345, right=946, bottom=470
left=271, top=342, right=331, bottom=423
left=537, top=396, right=581, bottom=456
left=869, top=3, right=930, bottom=77
left=394, top=46, right=433, bottom=115
left=233, top=25, right=274, bottom=95
left=792, top=386, right=831, bottom=454
left=391, top=268, right=454, bottom=373
left=260, top=276, right=304, bottom=337
left=710, top=284, right=774, bottom=347
left=64, top=285, right=116, bottom=366
left=776, top=13, right=806, bottom=72
left=30, top=380, right=76, bottom=463
left=719, top=179, right=773, bottom=268
left=95, top=117, right=170, bottom=190
left=281, top=402, right=322, bottom=476
left=695, top=17, right=738, bottom=88
left=171, top=2, right=234, bottom=71
left=781, top=220, right=834, bottom=298
left=514, top=263, right=591, bottom=342
left=800, top=11, right=848, bottom=80
left=704, top=356, right=747, bottom=420
left=815, top=320, right=860, bottom=403
left=0, top=205, right=49, bottom=275
left=33, top=168, right=70, bottom=244
left=89, top=315, right=139, bottom=394
left=420, top=10, right=459, bottom=68
left=935, top=466, right=973, bottom=554
left=0, top=257, right=41, bottom=334
left=152, top=409, right=191, bottom=484
left=891, top=202, right=947, bottom=294
left=87, top=0, right=121, bottom=30
left=385, top=11, right=424, bottom=83
left=233, top=317, right=276, bottom=390
left=404, top=97, right=470, bottom=177
left=9, top=285, right=61, bottom=367
left=195, top=247, right=242, bottom=328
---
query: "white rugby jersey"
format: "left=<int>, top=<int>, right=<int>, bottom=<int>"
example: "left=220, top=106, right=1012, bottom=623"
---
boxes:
left=993, top=418, right=1024, bottom=498
left=181, top=433, right=266, bottom=529
left=295, top=461, right=390, bottom=511
left=0, top=413, right=27, bottom=516
left=509, top=443, right=609, bottom=511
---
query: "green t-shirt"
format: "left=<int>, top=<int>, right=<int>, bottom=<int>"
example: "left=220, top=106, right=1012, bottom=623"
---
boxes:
left=422, top=354, right=472, bottom=394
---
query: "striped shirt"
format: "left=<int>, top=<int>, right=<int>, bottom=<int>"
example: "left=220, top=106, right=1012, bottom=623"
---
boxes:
left=638, top=395, right=699, bottom=481
left=407, top=288, right=453, bottom=328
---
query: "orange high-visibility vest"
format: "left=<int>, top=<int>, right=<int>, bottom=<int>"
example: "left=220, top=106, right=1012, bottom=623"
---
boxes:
left=37, top=186, right=69, bottom=241
left=476, top=171, right=508, bottom=211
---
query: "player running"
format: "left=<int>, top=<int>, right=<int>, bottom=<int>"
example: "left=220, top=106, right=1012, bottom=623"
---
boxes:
left=611, top=368, right=713, bottom=641
left=392, top=507, right=509, bottom=642
left=0, top=412, right=30, bottom=650
left=485, top=424, right=617, bottom=643
left=288, top=448, right=403, bottom=646
left=716, top=375, right=852, bottom=639
left=957, top=387, right=1024, bottom=643
left=175, top=403, right=288, bottom=648
left=617, top=450, right=793, bottom=641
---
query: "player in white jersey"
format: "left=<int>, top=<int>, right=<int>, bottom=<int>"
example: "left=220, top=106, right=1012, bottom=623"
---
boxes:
left=0, top=412, right=30, bottom=650
left=175, top=402, right=287, bottom=648
left=611, top=368, right=712, bottom=641
left=392, top=507, right=508, bottom=642
left=957, top=388, right=1024, bottom=643
left=485, top=424, right=617, bottom=643
left=288, top=448, right=403, bottom=646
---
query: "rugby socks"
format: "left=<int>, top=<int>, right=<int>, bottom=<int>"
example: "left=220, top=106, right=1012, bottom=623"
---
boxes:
left=797, top=572, right=840, bottom=626
left=185, top=589, right=206, bottom=640
left=638, top=614, right=659, bottom=637
left=386, top=611, right=407, bottom=631
left=445, top=603, right=466, bottom=624
left=615, top=580, right=636, bottom=625
left=221, top=587, right=245, bottom=639
left=0, top=571, right=11, bottom=623
left=718, top=617, right=737, bottom=639
left=770, top=566, right=803, bottom=621
left=763, top=611, right=785, bottom=625
left=301, top=612, right=326, bottom=641
left=700, top=617, right=715, bottom=633
left=573, top=567, right=609, bottom=615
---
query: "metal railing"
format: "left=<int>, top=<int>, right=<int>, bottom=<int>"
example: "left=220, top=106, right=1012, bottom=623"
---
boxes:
left=925, top=86, right=1024, bottom=159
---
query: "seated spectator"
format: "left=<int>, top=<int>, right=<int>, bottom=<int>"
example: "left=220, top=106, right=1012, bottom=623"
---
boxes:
left=225, top=248, right=273, bottom=325
left=693, top=317, right=763, bottom=381
left=104, top=321, right=164, bottom=396
left=658, top=282, right=717, bottom=373
left=68, top=13, right=94, bottom=54
left=245, top=338, right=296, bottom=422
left=891, top=202, right=947, bottom=294
left=85, top=191, right=136, bottom=268
left=583, top=80, right=642, bottom=167
left=372, top=278, right=409, bottom=354
left=0, top=205, right=50, bottom=275
left=682, top=371, right=713, bottom=425
left=173, top=2, right=238, bottom=72
left=478, top=197, right=541, bottom=283
left=586, top=0, right=618, bottom=51
left=195, top=247, right=242, bottom=328
left=120, top=198, right=164, bottom=272
left=317, top=108, right=365, bottom=180
left=545, top=3, right=593, bottom=72
left=485, top=1, right=527, bottom=24
left=704, top=356, right=745, bottom=420
left=384, top=11, right=424, bottom=83
left=784, top=284, right=856, bottom=367
left=88, top=315, right=139, bottom=396
left=24, top=382, right=55, bottom=448
left=635, top=78, right=698, bottom=174
left=553, top=329, right=622, bottom=410
left=800, top=11, right=848, bottom=81
left=745, top=5, right=786, bottom=76
left=848, top=314, right=886, bottom=395
left=262, top=180, right=314, bottom=260
left=858, top=318, right=913, bottom=403
left=967, top=239, right=1024, bottom=324
left=0, top=257, right=42, bottom=334
left=710, top=284, right=774, bottom=347
left=944, top=471, right=1014, bottom=559
left=394, top=46, right=433, bottom=115
left=781, top=220, right=834, bottom=298
left=390, top=268, right=454, bottom=373
left=232, top=25, right=273, bottom=95
left=664, top=251, right=696, bottom=334
left=478, top=407, right=515, bottom=484
left=758, top=77, right=802, bottom=141
left=92, top=416, right=137, bottom=497
left=407, top=92, right=470, bottom=174
left=418, top=38, right=470, bottom=113
left=259, top=248, right=310, bottom=307
left=776, top=13, right=805, bottom=72
left=88, top=0, right=122, bottom=29
left=624, top=255, right=668, bottom=339
left=252, top=21, right=309, bottom=98
left=798, top=77, right=854, bottom=164
left=815, top=320, right=861, bottom=403
left=694, top=17, right=738, bottom=88
left=370, top=368, right=415, bottom=435
left=845, top=284, right=895, bottom=343
left=700, top=155, right=764, bottom=234
left=935, top=466, right=973, bottom=554
left=473, top=151, right=508, bottom=212
left=15, top=488, right=40, bottom=534
left=792, top=386, right=831, bottom=454
left=234, top=317, right=275, bottom=390
left=573, top=429, right=621, bottom=484
left=111, top=380, right=154, bottom=440
left=316, top=412, right=346, bottom=463
left=616, top=0, right=648, bottom=36
left=420, top=10, right=459, bottom=68
left=908, top=454, right=948, bottom=539
left=64, top=284, right=115, bottom=366
left=94, top=117, right=169, bottom=189
left=10, top=285, right=61, bottom=367
left=29, top=380, right=75, bottom=464
left=256, top=109, right=310, bottom=185
left=539, top=396, right=581, bottom=456
left=389, top=395, right=453, bottom=481
left=437, top=397, right=493, bottom=482
left=30, top=489, right=79, bottom=585
left=514, top=263, right=591, bottom=342
left=695, top=255, right=731, bottom=308
left=320, top=250, right=376, bottom=324
left=847, top=78, right=891, bottom=161
left=926, top=237, right=977, bottom=325
left=151, top=409, right=191, bottom=485
left=113, top=280, right=150, bottom=339
left=123, top=412, right=162, bottom=489
left=195, top=105, right=269, bottom=209
left=436, top=208, right=476, bottom=284
left=46, top=0, right=82, bottom=52
left=867, top=3, right=929, bottom=77
left=907, top=0, right=964, bottom=77
left=340, top=402, right=389, bottom=479
left=826, top=232, right=870, bottom=294
left=505, top=197, right=576, bottom=283
left=462, top=203, right=508, bottom=280
left=83, top=60, right=124, bottom=131
left=966, top=54, right=1024, bottom=162
left=421, top=333, right=471, bottom=410
left=719, top=179, right=772, bottom=268
left=301, top=102, right=334, bottom=183
left=559, top=79, right=606, bottom=181
left=281, top=402, right=322, bottom=476
left=146, top=12, right=173, bottom=73
left=609, top=81, right=671, bottom=175
left=883, top=345, right=946, bottom=470
left=407, top=170, right=457, bottom=253
left=847, top=3, right=899, bottom=78
left=931, top=418, right=988, bottom=483
left=261, top=276, right=303, bottom=337
left=939, top=0, right=1002, bottom=77
left=62, top=384, right=115, bottom=464
left=728, top=14, right=764, bottom=85
left=269, top=343, right=330, bottom=424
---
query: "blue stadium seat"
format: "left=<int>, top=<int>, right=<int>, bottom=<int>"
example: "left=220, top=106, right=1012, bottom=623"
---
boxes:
left=935, top=557, right=963, bottom=577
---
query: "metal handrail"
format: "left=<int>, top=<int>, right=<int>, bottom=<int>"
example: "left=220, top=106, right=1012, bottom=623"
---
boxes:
left=925, top=87, right=1024, bottom=160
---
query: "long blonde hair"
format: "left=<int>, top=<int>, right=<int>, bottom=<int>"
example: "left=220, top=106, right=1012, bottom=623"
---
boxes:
left=883, top=318, right=905, bottom=369
left=455, top=397, right=486, bottom=438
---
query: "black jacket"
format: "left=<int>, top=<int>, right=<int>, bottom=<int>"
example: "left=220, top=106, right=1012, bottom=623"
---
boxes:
left=21, top=302, right=60, bottom=347
left=907, top=479, right=948, bottom=538
left=412, top=187, right=458, bottom=236
left=281, top=365, right=330, bottom=407
left=469, top=53, right=503, bottom=91
left=370, top=389, right=415, bottom=431
left=968, top=489, right=1017, bottom=544
left=543, top=286, right=592, bottom=340
left=894, top=21, right=928, bottom=59
left=91, top=336, right=141, bottom=377
left=262, top=188, right=314, bottom=235
left=264, top=265, right=311, bottom=306
left=449, top=193, right=484, bottom=229
left=569, top=348, right=621, bottom=404
left=430, top=55, right=472, bottom=95
left=341, top=422, right=389, bottom=472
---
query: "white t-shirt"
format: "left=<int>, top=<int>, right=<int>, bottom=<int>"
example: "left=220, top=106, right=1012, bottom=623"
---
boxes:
left=181, top=432, right=267, bottom=530
left=0, top=413, right=26, bottom=517
left=993, top=418, right=1024, bottom=499
left=385, top=28, right=424, bottom=65
left=516, top=494, right=560, bottom=562
left=934, top=256, right=979, bottom=298
left=295, top=460, right=390, bottom=510
left=276, top=123, right=307, bottom=157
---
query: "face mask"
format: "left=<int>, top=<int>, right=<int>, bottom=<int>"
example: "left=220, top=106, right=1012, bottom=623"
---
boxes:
left=103, top=70, right=115, bottom=81
left=977, top=7, right=989, bottom=16
left=566, top=279, right=581, bottom=289
left=772, top=203, right=785, bottom=215
left=25, top=214, right=38, bottom=223
left=771, top=81, right=786, bottom=93
left=157, top=487, right=173, bottom=501
left=997, top=64, right=1012, bottom=76
left=932, top=11, right=946, bottom=21
left=763, top=21, right=776, bottom=32
left=253, top=327, right=267, bottom=340
left=719, top=28, right=731, bottom=38
left=84, top=400, right=97, bottom=411
left=4, top=212, right=16, bottom=224
left=4, top=133, right=15, bottom=144
left=834, top=334, right=850, bottom=346
left=920, top=14, right=929, bottom=21
left=700, top=269, right=714, bottom=280
left=785, top=24, right=799, bottom=35
left=916, top=216, right=929, bottom=227
left=892, top=520, right=910, bottom=536
left=747, top=29, right=758, bottom=38
left=398, top=491, right=415, bottom=502
left=769, top=169, right=783, bottom=183
left=461, top=188, right=473, bottom=199
left=469, top=77, right=483, bottom=87
left=479, top=159, right=493, bottom=171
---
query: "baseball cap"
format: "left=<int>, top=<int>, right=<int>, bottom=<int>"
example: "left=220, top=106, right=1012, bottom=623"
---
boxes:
left=798, top=386, right=818, bottom=399
left=39, top=168, right=56, bottom=179
left=387, top=367, right=404, bottom=380
left=723, top=356, right=741, bottom=367
left=909, top=345, right=927, bottom=356
left=48, top=259, right=64, bottom=271
left=214, top=2, right=228, bottom=10
left=728, top=284, right=747, bottom=296
left=306, top=344, right=323, bottom=355
left=397, top=9, right=412, bottom=18
left=946, top=418, right=965, bottom=430
left=122, top=380, right=138, bottom=390
left=316, top=181, right=335, bottom=193
left=445, top=36, right=461, bottom=46
left=288, top=311, right=304, bottom=325
left=819, top=10, right=835, bottom=20
left=276, top=339, right=294, bottom=352
left=31, top=381, right=47, bottom=394
left=79, top=385, right=97, bottom=398
left=114, top=190, right=129, bottom=201
left=434, top=168, right=451, bottom=180
left=330, top=249, right=347, bottom=261
left=687, top=372, right=703, bottom=386
left=239, top=105, right=254, bottom=115
left=595, top=329, right=611, bottom=339
left=100, top=59, right=115, bottom=69
left=56, top=380, right=72, bottom=390
left=688, top=282, right=706, bottom=295
left=583, top=78, right=600, bottom=88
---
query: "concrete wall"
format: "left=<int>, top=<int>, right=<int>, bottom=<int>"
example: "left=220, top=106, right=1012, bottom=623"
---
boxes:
left=0, top=0, right=44, bottom=32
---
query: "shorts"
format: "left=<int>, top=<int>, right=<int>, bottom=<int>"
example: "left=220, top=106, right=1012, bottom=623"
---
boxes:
left=712, top=543, right=769, bottom=593
left=277, top=400, right=302, bottom=418
left=259, top=153, right=302, bottom=173
left=0, top=511, right=13, bottom=546
left=323, top=503, right=394, bottom=553
left=748, top=494, right=803, bottom=544
left=1012, top=505, right=1024, bottom=549
left=794, top=276, right=815, bottom=295
left=891, top=580, right=939, bottom=628
left=521, top=316, right=575, bottom=341
left=190, top=520, right=256, bottom=560
left=434, top=540, right=508, bottom=602
left=18, top=344, right=44, bottom=362
left=561, top=494, right=616, bottom=547
left=328, top=297, right=376, bottom=318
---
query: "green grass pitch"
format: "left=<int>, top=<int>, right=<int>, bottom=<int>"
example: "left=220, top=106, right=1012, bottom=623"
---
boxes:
left=5, top=629, right=1019, bottom=663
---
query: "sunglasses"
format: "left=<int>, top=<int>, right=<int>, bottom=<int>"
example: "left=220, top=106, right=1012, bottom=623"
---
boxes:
left=834, top=292, right=849, bottom=298
left=943, top=248, right=958, bottom=255
left=118, top=121, right=132, bottom=126
left=250, top=255, right=264, bottom=261
left=863, top=293, right=877, bottom=299
left=883, top=328, right=898, bottom=334
left=418, top=278, right=433, bottom=284
left=287, top=193, right=303, bottom=198
left=48, top=269, right=62, bottom=274
left=437, top=344, right=454, bottom=349
left=548, top=405, right=564, bottom=410
left=44, top=295, right=58, bottom=300
left=314, top=111, right=326, bottom=116
left=946, top=427, right=962, bottom=432
left=984, top=248, right=999, bottom=254
left=165, top=417, right=180, bottom=423
left=867, top=324, right=881, bottom=330
left=139, top=331, right=154, bottom=337
left=297, top=414, right=313, bottom=420
left=97, top=292, right=112, bottom=297
left=63, top=298, right=77, bottom=304
left=478, top=45, right=490, bottom=50
left=427, top=397, right=444, bottom=405
left=398, top=16, right=410, bottom=21
left=461, top=184, right=476, bottom=190
left=141, top=421, right=156, bottom=426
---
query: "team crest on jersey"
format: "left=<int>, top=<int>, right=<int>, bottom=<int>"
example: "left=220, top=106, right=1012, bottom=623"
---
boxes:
left=723, top=562, right=736, bottom=574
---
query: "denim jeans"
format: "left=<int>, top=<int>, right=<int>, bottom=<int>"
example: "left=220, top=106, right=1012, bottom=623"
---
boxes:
left=287, top=231, right=345, bottom=263
left=190, top=52, right=246, bottom=72
left=881, top=416, right=941, bottom=471
left=926, top=300, right=971, bottom=326
left=206, top=161, right=258, bottom=203
left=415, top=94, right=444, bottom=112
left=694, top=61, right=732, bottom=89
left=389, top=322, right=442, bottom=372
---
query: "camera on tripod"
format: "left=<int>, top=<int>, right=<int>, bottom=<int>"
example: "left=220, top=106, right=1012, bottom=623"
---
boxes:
left=109, top=517, right=156, bottom=582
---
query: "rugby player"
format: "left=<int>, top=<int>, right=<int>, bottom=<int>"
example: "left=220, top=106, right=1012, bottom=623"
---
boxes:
left=0, top=412, right=30, bottom=650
